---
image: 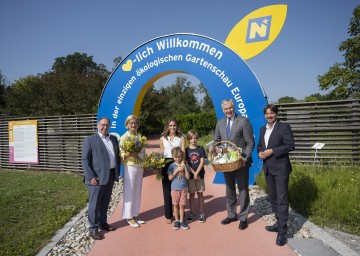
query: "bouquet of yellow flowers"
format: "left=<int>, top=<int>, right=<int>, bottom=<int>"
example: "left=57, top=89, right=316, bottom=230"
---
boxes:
left=143, top=151, right=166, bottom=180
left=120, top=134, right=147, bottom=164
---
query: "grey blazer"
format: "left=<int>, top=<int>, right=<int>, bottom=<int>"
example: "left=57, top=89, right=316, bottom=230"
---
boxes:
left=214, top=114, right=255, bottom=161
left=82, top=133, right=120, bottom=185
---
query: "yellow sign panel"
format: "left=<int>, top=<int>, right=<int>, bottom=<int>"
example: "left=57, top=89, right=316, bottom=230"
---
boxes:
left=225, top=4, right=287, bottom=60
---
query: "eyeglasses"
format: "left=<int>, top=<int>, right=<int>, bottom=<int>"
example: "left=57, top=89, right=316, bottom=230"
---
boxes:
left=99, top=124, right=110, bottom=127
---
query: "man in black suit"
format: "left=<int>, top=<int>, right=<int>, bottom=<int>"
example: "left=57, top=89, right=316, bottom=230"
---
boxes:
left=257, top=104, right=295, bottom=246
left=82, top=117, right=120, bottom=240
left=211, top=99, right=255, bottom=230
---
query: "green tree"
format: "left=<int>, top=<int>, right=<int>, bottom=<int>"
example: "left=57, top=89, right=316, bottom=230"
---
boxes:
left=318, top=5, right=360, bottom=99
left=277, top=96, right=297, bottom=103
left=138, top=76, right=206, bottom=135
left=112, top=56, right=123, bottom=72
left=139, top=85, right=167, bottom=135
left=4, top=76, right=44, bottom=116
left=52, top=52, right=108, bottom=77
left=304, top=93, right=335, bottom=102
left=39, top=71, right=106, bottom=115
left=159, top=76, right=200, bottom=116
left=198, top=83, right=214, bottom=112
left=0, top=70, right=8, bottom=111
left=4, top=53, right=109, bottom=116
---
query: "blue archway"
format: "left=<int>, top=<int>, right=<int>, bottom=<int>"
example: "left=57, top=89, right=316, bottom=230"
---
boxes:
left=97, top=33, right=267, bottom=185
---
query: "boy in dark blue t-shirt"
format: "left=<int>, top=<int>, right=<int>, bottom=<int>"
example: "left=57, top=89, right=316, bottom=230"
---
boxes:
left=185, top=130, right=207, bottom=223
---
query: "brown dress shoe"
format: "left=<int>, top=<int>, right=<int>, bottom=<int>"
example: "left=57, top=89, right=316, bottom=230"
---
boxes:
left=265, top=224, right=278, bottom=232
left=276, top=233, right=287, bottom=246
left=100, top=223, right=116, bottom=231
left=239, top=221, right=248, bottom=230
left=89, top=230, right=103, bottom=240
left=221, top=217, right=237, bottom=225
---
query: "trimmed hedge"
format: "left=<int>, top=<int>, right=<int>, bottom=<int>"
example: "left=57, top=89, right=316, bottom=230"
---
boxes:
left=173, top=112, right=217, bottom=136
left=140, top=111, right=217, bottom=136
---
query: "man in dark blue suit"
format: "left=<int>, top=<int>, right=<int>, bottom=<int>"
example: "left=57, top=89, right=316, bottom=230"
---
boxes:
left=257, top=104, right=295, bottom=246
left=82, top=117, right=120, bottom=240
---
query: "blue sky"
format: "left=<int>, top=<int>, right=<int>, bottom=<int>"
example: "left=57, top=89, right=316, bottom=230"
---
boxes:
left=0, top=0, right=358, bottom=102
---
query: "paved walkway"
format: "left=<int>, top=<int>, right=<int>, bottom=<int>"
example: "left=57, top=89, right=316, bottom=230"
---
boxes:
left=88, top=169, right=297, bottom=256
left=87, top=139, right=297, bottom=256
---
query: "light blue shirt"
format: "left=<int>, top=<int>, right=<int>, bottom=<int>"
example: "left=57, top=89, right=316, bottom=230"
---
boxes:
left=167, top=162, right=189, bottom=191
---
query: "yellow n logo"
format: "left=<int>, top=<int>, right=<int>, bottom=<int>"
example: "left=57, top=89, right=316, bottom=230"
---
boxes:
left=225, top=5, right=287, bottom=60
left=247, top=16, right=271, bottom=43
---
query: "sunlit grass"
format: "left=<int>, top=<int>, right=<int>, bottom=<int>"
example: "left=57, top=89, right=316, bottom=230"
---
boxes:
left=196, top=134, right=214, bottom=147
left=256, top=163, right=360, bottom=235
left=0, top=169, right=88, bottom=256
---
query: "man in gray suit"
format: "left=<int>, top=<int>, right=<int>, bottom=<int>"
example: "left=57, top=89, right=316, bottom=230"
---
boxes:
left=257, top=104, right=295, bottom=246
left=82, top=117, right=120, bottom=240
left=211, top=99, right=255, bottom=230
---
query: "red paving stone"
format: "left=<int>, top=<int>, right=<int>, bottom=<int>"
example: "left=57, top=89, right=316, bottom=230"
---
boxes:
left=87, top=139, right=296, bottom=256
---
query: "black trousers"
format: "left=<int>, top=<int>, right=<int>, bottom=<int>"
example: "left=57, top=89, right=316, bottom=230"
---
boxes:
left=161, top=160, right=174, bottom=219
left=265, top=172, right=289, bottom=234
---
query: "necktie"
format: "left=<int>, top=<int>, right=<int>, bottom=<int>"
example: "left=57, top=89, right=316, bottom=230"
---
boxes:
left=226, top=118, right=231, bottom=139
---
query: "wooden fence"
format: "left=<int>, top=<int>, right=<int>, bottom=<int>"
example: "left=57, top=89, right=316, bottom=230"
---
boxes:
left=277, top=99, right=360, bottom=164
left=0, top=100, right=359, bottom=172
left=0, top=114, right=97, bottom=172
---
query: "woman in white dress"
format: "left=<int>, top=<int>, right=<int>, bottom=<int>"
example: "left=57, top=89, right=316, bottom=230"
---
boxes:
left=120, top=115, right=146, bottom=228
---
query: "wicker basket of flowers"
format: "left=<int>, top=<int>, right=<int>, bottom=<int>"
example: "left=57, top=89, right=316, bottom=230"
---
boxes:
left=209, top=141, right=243, bottom=172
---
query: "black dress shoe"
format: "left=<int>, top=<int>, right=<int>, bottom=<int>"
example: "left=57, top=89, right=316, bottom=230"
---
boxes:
left=221, top=217, right=237, bottom=225
left=239, top=221, right=248, bottom=230
left=89, top=230, right=103, bottom=240
left=100, top=223, right=116, bottom=231
left=276, top=233, right=287, bottom=246
left=265, top=224, right=278, bottom=232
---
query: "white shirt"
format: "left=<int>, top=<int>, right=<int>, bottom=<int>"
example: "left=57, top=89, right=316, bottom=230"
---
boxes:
left=162, top=136, right=183, bottom=158
left=264, top=122, right=276, bottom=148
left=98, top=132, right=116, bottom=169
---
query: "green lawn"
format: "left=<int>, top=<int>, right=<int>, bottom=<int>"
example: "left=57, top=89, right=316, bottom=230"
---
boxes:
left=256, top=163, right=360, bottom=236
left=0, top=169, right=88, bottom=256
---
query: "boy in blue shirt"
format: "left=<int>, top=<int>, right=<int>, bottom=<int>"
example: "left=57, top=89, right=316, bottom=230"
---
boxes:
left=168, top=147, right=190, bottom=230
